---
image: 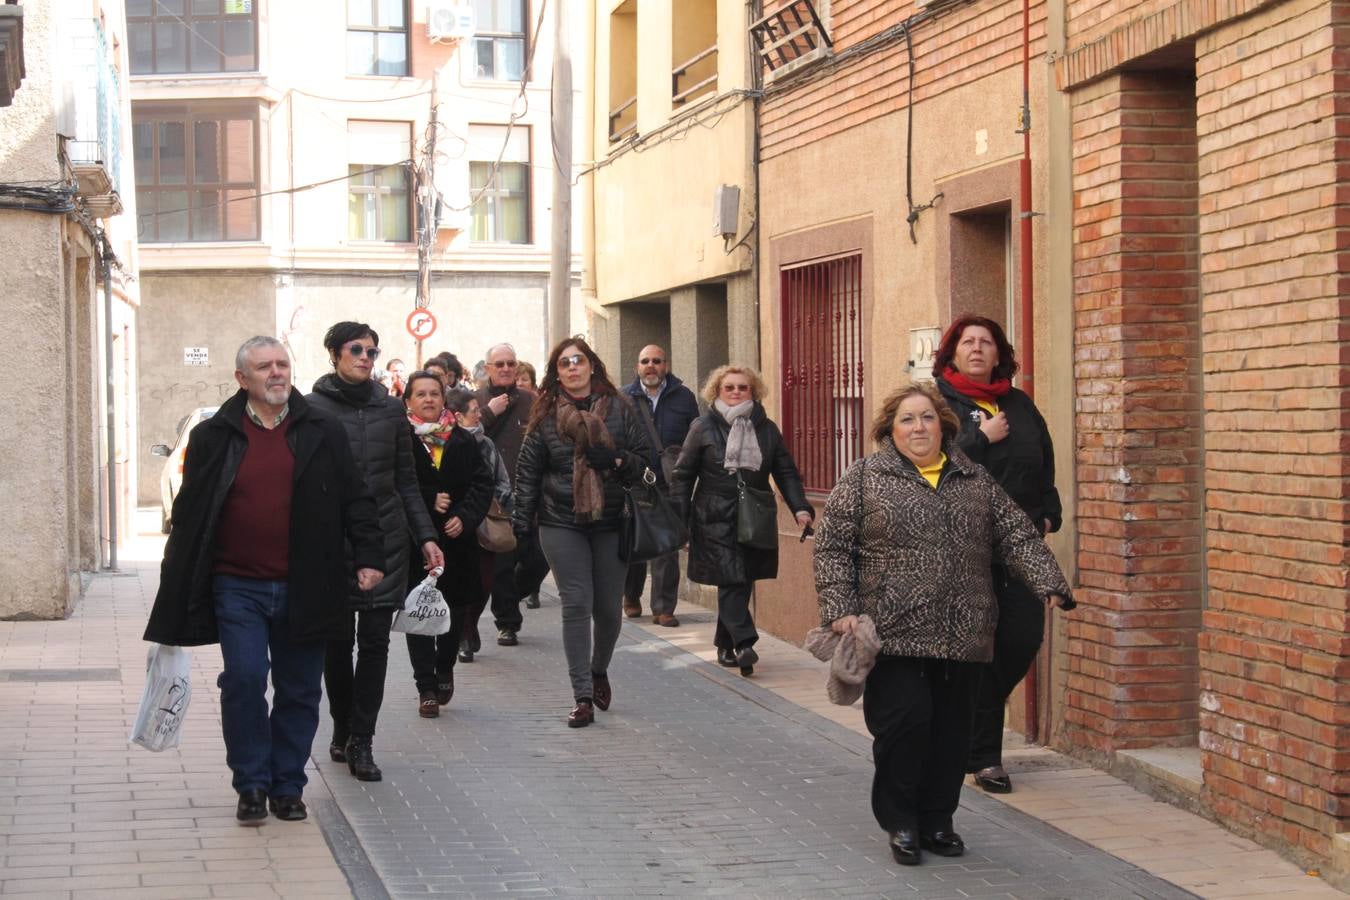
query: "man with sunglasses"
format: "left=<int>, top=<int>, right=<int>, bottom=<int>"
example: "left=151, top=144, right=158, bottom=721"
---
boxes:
left=472, top=342, right=538, bottom=648
left=620, top=344, right=700, bottom=624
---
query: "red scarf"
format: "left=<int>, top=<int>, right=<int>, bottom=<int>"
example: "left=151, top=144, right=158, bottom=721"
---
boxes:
left=942, top=366, right=1011, bottom=402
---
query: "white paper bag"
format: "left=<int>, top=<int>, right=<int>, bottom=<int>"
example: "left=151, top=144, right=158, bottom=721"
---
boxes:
left=391, top=568, right=450, bottom=636
left=130, top=644, right=192, bottom=752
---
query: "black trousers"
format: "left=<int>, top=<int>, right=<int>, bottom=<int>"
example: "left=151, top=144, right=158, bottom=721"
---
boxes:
left=405, top=604, right=469, bottom=694
left=623, top=551, right=680, bottom=617
left=864, top=655, right=979, bottom=834
left=967, top=570, right=1046, bottom=771
left=324, top=607, right=396, bottom=741
left=514, top=531, right=551, bottom=598
left=713, top=582, right=757, bottom=650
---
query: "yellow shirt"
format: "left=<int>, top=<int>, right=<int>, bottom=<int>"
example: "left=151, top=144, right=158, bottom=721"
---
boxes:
left=974, top=398, right=999, bottom=417
left=918, top=453, right=947, bottom=489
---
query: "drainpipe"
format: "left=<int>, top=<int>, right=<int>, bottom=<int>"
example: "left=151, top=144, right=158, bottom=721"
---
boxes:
left=101, top=232, right=118, bottom=572
left=1018, top=0, right=1036, bottom=739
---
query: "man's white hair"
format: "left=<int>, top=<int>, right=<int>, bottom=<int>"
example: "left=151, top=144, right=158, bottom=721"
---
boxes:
left=485, top=342, right=516, bottom=361
left=236, top=336, right=288, bottom=371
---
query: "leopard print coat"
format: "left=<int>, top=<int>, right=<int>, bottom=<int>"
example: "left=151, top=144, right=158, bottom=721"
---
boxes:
left=813, top=437, right=1071, bottom=663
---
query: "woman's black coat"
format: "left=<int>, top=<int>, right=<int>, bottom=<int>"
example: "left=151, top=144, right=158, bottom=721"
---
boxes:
left=670, top=403, right=814, bottom=586
left=409, top=425, right=493, bottom=607
left=512, top=393, right=652, bottom=532
left=307, top=374, right=437, bottom=610
left=144, top=389, right=385, bottom=646
left=936, top=377, right=1062, bottom=533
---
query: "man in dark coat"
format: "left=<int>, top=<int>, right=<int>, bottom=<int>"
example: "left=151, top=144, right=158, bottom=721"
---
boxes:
left=144, top=337, right=384, bottom=827
left=620, top=344, right=700, bottom=625
left=473, top=342, right=538, bottom=646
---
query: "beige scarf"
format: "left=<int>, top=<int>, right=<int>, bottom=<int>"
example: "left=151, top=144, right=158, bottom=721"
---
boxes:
left=715, top=399, right=763, bottom=472
left=556, top=394, right=614, bottom=523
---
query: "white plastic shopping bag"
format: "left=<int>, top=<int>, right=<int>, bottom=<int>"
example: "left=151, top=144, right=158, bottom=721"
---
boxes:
left=391, top=567, right=450, bottom=636
left=130, top=644, right=192, bottom=752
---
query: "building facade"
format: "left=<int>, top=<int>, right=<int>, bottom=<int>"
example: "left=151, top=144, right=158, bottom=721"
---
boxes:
left=132, top=0, right=587, bottom=507
left=585, top=0, right=758, bottom=395
left=0, top=0, right=140, bottom=618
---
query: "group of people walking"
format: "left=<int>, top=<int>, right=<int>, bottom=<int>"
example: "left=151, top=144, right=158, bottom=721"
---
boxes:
left=144, top=314, right=1073, bottom=869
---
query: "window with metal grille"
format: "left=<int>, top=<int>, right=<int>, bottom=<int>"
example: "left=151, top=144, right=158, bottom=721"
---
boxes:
left=781, top=254, right=865, bottom=493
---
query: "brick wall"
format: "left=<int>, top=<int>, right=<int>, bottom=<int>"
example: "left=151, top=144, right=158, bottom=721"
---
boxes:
left=760, top=0, right=1044, bottom=159
left=1066, top=71, right=1205, bottom=754
left=1193, top=0, right=1350, bottom=858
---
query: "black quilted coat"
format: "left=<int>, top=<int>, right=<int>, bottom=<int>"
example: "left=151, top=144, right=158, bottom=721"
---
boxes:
left=669, top=404, right=814, bottom=587
left=307, top=374, right=437, bottom=610
left=512, top=393, right=652, bottom=532
left=813, top=437, right=1073, bottom=663
left=409, top=425, right=492, bottom=608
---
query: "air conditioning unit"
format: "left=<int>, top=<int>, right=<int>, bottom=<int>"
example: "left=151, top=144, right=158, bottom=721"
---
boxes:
left=427, top=1, right=474, bottom=43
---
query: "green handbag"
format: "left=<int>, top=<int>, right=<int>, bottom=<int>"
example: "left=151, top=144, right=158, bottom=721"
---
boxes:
left=735, top=470, right=778, bottom=550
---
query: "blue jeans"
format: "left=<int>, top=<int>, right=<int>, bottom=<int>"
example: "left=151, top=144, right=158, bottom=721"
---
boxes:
left=213, top=575, right=326, bottom=797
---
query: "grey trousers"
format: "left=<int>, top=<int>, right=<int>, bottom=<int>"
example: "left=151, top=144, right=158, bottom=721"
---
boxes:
left=622, top=551, right=680, bottom=616
left=538, top=526, right=627, bottom=702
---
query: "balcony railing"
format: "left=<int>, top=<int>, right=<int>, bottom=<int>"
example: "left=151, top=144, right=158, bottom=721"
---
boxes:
left=672, top=44, right=717, bottom=107
left=65, top=19, right=123, bottom=216
left=608, top=95, right=637, bottom=144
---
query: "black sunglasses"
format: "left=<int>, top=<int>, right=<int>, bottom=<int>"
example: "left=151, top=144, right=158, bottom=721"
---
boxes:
left=639, top=357, right=664, bottom=365
left=558, top=353, right=587, bottom=369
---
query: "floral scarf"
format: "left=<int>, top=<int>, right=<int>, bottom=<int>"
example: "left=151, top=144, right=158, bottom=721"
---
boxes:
left=555, top=393, right=614, bottom=523
left=409, top=409, right=455, bottom=467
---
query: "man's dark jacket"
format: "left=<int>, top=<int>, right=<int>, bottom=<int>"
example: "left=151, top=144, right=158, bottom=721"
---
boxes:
left=474, top=384, right=534, bottom=483
left=144, top=389, right=384, bottom=647
left=622, top=374, right=699, bottom=478
left=307, top=374, right=437, bottom=611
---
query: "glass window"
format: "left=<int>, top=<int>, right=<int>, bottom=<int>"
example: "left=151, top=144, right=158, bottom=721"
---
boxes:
left=133, top=104, right=260, bottom=243
left=472, top=0, right=526, bottom=81
left=469, top=162, right=529, bottom=244
left=348, top=121, right=412, bottom=241
left=347, top=0, right=409, bottom=76
left=128, top=1, right=258, bottom=74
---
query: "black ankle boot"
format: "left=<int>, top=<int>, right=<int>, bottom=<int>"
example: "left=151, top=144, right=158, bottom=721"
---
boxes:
left=329, top=733, right=349, bottom=763
left=345, top=736, right=382, bottom=781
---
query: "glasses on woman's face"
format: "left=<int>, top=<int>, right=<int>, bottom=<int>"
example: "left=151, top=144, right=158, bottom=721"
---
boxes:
left=346, top=343, right=381, bottom=360
left=721, top=382, right=750, bottom=395
left=558, top=353, right=587, bottom=370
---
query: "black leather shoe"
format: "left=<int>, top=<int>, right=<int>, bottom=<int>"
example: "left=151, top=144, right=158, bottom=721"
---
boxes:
left=889, top=829, right=920, bottom=865
left=591, top=673, right=611, bottom=711
left=328, top=740, right=347, bottom=763
left=567, top=700, right=594, bottom=728
left=735, top=646, right=759, bottom=676
left=458, top=641, right=474, bottom=663
left=268, top=795, right=307, bottom=822
left=236, top=788, right=267, bottom=826
left=497, top=628, right=518, bottom=647
left=920, top=831, right=965, bottom=857
left=525, top=592, right=541, bottom=609
left=973, top=765, right=1012, bottom=794
left=436, top=672, right=454, bottom=706
left=716, top=647, right=737, bottom=667
left=345, top=736, right=382, bottom=782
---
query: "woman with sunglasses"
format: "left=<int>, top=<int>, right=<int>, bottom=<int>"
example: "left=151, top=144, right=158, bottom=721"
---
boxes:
left=668, top=365, right=813, bottom=676
left=308, top=322, right=444, bottom=781
left=512, top=337, right=652, bottom=727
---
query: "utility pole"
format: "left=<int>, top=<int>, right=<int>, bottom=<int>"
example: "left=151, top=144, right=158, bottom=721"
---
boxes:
left=549, top=0, right=572, bottom=345
left=416, top=82, right=439, bottom=367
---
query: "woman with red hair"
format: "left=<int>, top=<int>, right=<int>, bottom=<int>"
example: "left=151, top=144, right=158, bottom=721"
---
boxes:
left=933, top=315, right=1071, bottom=795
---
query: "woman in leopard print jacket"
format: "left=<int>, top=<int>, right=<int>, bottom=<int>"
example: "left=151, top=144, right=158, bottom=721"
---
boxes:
left=813, top=379, right=1072, bottom=868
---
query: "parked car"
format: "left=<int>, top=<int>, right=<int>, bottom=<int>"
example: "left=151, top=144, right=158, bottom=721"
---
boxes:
left=150, top=407, right=218, bottom=533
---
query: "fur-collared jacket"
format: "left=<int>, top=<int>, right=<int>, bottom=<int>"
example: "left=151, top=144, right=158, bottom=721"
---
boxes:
left=813, top=437, right=1073, bottom=663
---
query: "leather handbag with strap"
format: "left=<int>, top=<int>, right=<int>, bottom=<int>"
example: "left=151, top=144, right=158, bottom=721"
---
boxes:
left=735, top=469, right=778, bottom=550
left=619, top=467, right=689, bottom=563
left=476, top=498, right=517, bottom=553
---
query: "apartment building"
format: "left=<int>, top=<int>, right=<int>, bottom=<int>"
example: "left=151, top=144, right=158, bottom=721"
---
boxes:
left=132, top=0, right=586, bottom=507
left=0, top=0, right=140, bottom=617
left=585, top=0, right=757, bottom=392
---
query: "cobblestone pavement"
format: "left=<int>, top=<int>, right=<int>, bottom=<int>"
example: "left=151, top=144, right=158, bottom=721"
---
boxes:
left=315, top=595, right=1195, bottom=899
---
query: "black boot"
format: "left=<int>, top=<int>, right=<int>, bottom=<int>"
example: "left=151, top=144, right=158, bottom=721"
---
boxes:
left=345, top=736, right=382, bottom=782
left=329, top=730, right=349, bottom=763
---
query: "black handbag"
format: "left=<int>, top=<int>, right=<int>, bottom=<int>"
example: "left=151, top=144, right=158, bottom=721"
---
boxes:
left=619, top=468, right=689, bottom=563
left=735, top=470, right=778, bottom=550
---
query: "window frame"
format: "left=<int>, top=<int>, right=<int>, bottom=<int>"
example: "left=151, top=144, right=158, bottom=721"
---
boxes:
left=133, top=101, right=262, bottom=244
left=471, top=0, right=529, bottom=82
left=346, top=0, right=412, bottom=77
left=126, top=0, right=259, bottom=76
left=347, top=120, right=414, bottom=243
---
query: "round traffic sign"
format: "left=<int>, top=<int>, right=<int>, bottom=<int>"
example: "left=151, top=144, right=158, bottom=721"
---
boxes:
left=406, top=309, right=437, bottom=341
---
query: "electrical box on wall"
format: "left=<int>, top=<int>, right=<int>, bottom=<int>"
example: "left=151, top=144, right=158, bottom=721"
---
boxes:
left=713, top=184, right=740, bottom=239
left=908, top=326, right=941, bottom=381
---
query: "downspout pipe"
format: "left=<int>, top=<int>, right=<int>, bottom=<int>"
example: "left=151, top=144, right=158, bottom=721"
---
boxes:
left=101, top=232, right=118, bottom=572
left=1018, top=0, right=1037, bottom=739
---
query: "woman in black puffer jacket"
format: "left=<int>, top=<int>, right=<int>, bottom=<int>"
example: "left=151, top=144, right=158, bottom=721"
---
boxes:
left=307, top=322, right=443, bottom=782
left=669, top=365, right=813, bottom=677
left=933, top=314, right=1063, bottom=796
left=512, top=337, right=651, bottom=728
